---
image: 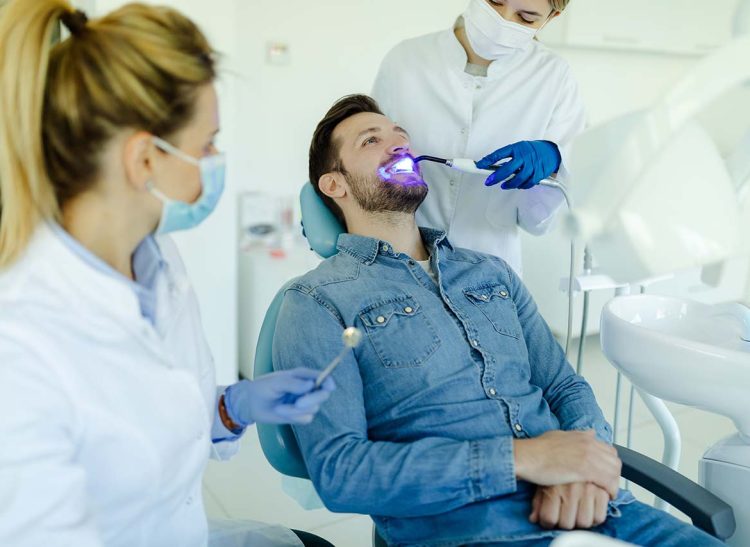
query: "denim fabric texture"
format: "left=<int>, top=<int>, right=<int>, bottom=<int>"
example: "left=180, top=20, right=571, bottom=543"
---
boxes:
left=273, top=229, right=716, bottom=546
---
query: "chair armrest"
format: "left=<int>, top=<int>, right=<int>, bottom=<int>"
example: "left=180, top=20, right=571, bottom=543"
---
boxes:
left=615, top=444, right=736, bottom=540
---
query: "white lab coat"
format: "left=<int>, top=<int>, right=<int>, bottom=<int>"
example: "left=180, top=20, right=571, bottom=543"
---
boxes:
left=0, top=224, right=300, bottom=547
left=372, top=26, right=586, bottom=275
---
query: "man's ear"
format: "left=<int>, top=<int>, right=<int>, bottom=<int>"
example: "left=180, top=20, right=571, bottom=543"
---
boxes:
left=123, top=131, right=157, bottom=192
left=318, top=172, right=347, bottom=199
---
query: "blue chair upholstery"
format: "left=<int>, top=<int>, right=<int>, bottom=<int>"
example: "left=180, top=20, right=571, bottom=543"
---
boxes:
left=299, top=183, right=344, bottom=259
left=254, top=277, right=310, bottom=479
left=254, top=183, right=346, bottom=479
left=251, top=184, right=735, bottom=543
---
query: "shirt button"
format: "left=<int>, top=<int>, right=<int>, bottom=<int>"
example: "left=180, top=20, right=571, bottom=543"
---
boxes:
left=449, top=180, right=456, bottom=186
left=480, top=295, right=489, bottom=301
left=408, top=260, right=416, bottom=266
left=186, top=496, right=194, bottom=505
left=404, top=307, right=414, bottom=314
left=382, top=244, right=390, bottom=252
left=376, top=316, right=386, bottom=324
left=500, top=291, right=509, bottom=298
left=471, top=339, right=479, bottom=347
left=514, top=423, right=523, bottom=432
left=488, top=388, right=497, bottom=396
left=460, top=128, right=467, bottom=135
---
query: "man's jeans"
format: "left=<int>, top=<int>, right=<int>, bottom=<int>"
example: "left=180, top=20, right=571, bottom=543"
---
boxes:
left=482, top=500, right=724, bottom=546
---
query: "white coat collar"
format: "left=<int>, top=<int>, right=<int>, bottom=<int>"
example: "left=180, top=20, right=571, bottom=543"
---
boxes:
left=440, top=18, right=537, bottom=80
left=19, top=223, right=152, bottom=326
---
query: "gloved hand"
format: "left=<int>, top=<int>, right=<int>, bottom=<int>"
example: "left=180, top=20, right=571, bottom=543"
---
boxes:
left=224, top=368, right=335, bottom=426
left=477, top=140, right=561, bottom=190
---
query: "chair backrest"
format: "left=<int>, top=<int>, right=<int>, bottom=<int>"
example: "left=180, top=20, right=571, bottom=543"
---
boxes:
left=299, top=182, right=345, bottom=259
left=254, top=183, right=346, bottom=479
left=254, top=278, right=310, bottom=478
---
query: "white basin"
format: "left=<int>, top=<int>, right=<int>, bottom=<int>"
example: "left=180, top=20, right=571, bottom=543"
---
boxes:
left=601, top=295, right=750, bottom=436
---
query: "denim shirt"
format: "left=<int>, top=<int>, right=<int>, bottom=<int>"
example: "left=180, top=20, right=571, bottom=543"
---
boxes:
left=273, top=228, right=624, bottom=546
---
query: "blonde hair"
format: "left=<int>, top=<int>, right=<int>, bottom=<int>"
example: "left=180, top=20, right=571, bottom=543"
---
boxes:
left=550, top=0, right=571, bottom=11
left=0, top=1, right=216, bottom=267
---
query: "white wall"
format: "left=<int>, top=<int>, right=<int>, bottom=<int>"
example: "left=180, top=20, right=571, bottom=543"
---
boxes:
left=90, top=1, right=740, bottom=381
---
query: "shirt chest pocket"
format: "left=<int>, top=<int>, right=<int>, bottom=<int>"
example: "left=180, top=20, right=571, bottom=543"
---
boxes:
left=359, top=295, right=441, bottom=368
left=464, top=284, right=522, bottom=339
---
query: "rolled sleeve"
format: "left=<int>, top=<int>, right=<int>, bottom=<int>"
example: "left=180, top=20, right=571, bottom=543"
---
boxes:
left=473, top=437, right=517, bottom=501
left=517, top=66, right=586, bottom=236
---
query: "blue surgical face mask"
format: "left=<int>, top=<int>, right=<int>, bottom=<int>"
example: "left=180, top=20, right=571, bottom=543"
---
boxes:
left=147, top=136, right=226, bottom=235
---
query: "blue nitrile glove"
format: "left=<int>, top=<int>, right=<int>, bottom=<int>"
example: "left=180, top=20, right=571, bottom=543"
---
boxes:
left=477, top=140, right=562, bottom=190
left=224, top=368, right=336, bottom=426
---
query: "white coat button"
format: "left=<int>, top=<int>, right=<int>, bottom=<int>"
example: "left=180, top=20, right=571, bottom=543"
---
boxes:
left=376, top=316, right=386, bottom=324
left=460, top=128, right=467, bottom=135
left=186, top=496, right=194, bottom=506
left=514, top=423, right=523, bottom=432
left=404, top=307, right=414, bottom=314
left=488, top=388, right=497, bottom=396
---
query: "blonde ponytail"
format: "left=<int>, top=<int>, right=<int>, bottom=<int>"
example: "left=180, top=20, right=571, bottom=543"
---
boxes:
left=0, top=0, right=69, bottom=267
left=0, top=1, right=216, bottom=268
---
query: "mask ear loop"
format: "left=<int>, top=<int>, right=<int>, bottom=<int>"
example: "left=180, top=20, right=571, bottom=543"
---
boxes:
left=145, top=179, right=171, bottom=202
left=537, top=9, right=557, bottom=33
left=152, top=136, right=200, bottom=166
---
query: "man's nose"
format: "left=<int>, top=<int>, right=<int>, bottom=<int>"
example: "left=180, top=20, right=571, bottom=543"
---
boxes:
left=388, top=142, right=410, bottom=155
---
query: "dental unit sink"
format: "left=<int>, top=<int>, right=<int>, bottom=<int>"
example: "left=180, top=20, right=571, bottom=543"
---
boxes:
left=602, top=295, right=750, bottom=434
left=601, top=294, right=750, bottom=545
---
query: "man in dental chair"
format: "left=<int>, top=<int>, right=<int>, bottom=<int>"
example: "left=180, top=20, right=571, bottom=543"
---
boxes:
left=272, top=94, right=721, bottom=547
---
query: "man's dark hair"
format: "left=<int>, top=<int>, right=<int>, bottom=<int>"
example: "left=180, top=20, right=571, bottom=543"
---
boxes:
left=308, top=94, right=383, bottom=226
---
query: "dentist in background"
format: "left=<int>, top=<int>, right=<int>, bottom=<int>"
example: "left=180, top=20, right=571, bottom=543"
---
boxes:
left=0, top=1, right=333, bottom=546
left=373, top=0, right=585, bottom=276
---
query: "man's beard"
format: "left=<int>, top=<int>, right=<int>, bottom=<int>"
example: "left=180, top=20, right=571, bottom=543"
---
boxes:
left=345, top=169, right=428, bottom=215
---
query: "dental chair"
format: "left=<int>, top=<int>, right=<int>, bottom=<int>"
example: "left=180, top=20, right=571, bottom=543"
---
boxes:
left=252, top=184, right=736, bottom=546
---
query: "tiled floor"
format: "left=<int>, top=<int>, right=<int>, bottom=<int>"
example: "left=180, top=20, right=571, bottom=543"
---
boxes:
left=203, top=334, right=738, bottom=546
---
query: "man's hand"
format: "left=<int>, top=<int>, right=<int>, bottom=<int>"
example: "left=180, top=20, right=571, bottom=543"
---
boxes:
left=529, top=483, right=610, bottom=530
left=514, top=430, right=621, bottom=499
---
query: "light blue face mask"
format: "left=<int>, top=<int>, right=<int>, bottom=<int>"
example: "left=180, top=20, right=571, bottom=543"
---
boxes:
left=147, top=136, right=226, bottom=235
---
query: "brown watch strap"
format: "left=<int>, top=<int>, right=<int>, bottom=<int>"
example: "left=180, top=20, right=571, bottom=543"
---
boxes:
left=218, top=393, right=243, bottom=432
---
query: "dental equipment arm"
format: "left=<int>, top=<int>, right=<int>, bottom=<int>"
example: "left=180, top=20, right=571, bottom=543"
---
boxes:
left=562, top=36, right=750, bottom=284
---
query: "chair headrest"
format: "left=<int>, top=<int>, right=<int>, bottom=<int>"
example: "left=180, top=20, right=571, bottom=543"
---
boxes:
left=300, top=183, right=345, bottom=259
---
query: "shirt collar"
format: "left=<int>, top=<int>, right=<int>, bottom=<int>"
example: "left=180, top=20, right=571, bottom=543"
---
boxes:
left=336, top=227, right=453, bottom=265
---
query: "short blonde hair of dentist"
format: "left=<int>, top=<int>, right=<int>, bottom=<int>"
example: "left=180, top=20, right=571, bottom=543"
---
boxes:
left=0, top=0, right=216, bottom=267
